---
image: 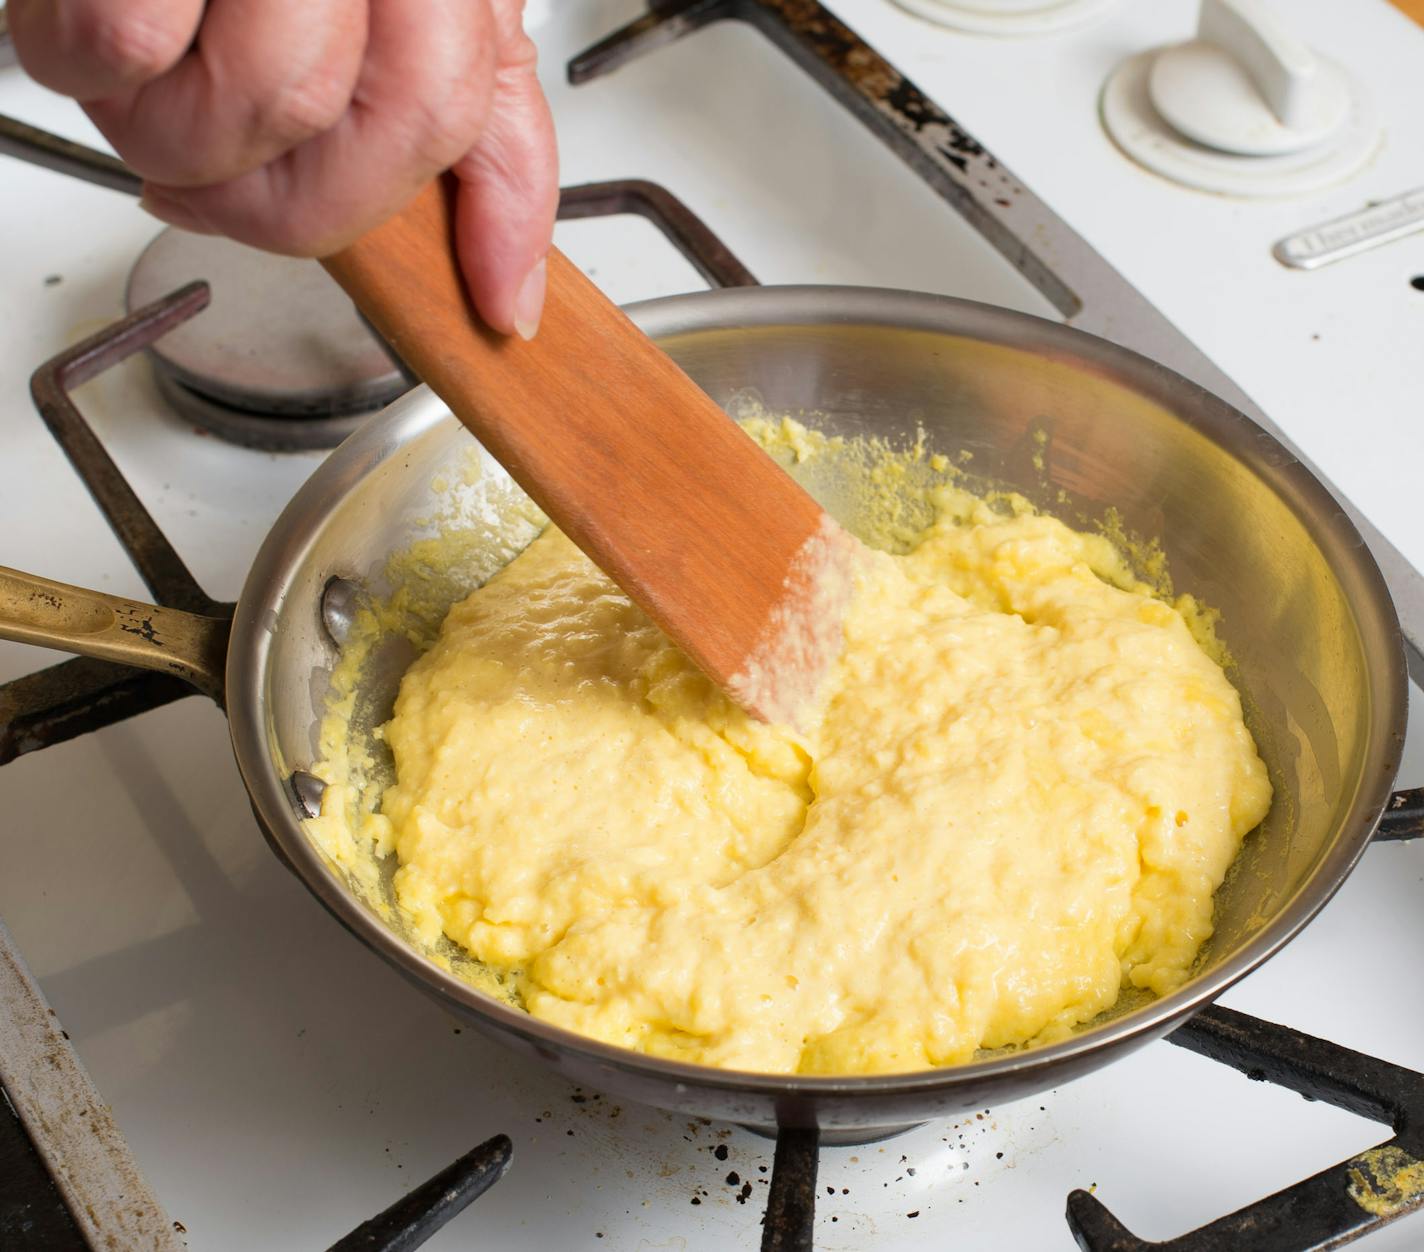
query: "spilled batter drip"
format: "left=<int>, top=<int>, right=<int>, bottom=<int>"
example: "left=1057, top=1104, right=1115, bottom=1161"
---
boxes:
left=359, top=484, right=1271, bottom=1075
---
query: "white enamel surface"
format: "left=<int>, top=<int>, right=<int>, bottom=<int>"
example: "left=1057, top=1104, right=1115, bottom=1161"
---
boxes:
left=888, top=0, right=1116, bottom=36
left=2, top=0, right=1423, bottom=1248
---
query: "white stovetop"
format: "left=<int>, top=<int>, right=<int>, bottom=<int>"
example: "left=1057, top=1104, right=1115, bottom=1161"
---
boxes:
left=1, top=0, right=1422, bottom=1248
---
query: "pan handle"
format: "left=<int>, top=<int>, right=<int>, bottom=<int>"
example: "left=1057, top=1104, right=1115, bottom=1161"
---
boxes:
left=0, top=566, right=230, bottom=704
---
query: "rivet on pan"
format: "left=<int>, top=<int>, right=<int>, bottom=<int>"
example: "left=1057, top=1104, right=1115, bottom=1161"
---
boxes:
left=290, top=770, right=327, bottom=818
left=321, top=576, right=365, bottom=648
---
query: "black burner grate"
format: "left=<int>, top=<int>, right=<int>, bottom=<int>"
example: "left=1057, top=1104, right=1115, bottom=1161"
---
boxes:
left=1071, top=1006, right=1424, bottom=1250
left=0, top=282, right=231, bottom=767
left=0, top=1089, right=86, bottom=1250
left=328, top=1135, right=513, bottom=1252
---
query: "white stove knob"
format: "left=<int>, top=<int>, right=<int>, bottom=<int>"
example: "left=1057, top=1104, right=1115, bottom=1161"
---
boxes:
left=1099, top=0, right=1381, bottom=197
left=1148, top=0, right=1352, bottom=156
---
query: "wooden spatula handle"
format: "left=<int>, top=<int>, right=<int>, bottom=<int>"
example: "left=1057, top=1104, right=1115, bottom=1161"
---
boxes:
left=321, top=177, right=834, bottom=717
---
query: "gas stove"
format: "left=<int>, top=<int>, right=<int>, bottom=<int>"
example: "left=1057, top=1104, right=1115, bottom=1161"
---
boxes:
left=2, top=0, right=1423, bottom=1248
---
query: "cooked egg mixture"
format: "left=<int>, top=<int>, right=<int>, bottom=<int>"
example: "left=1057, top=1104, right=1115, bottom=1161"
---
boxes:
left=370, top=491, right=1271, bottom=1076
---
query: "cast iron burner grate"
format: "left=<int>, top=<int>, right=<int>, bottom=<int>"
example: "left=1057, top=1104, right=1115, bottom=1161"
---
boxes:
left=1073, top=1001, right=1424, bottom=1251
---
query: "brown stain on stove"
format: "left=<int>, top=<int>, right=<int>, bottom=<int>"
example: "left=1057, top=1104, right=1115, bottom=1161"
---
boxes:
left=761, top=0, right=994, bottom=167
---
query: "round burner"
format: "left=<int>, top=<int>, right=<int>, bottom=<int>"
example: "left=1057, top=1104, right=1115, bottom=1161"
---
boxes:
left=149, top=367, right=372, bottom=451
left=125, top=228, right=412, bottom=448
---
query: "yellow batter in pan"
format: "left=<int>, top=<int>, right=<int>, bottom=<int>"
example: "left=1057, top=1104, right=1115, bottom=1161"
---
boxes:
left=361, top=470, right=1271, bottom=1076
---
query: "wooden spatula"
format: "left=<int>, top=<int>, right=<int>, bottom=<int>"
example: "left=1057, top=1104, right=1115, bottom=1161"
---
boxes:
left=321, top=177, right=855, bottom=725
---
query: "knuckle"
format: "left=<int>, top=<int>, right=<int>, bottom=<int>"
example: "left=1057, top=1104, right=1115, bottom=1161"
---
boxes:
left=78, top=6, right=190, bottom=85
left=394, top=16, right=496, bottom=170
left=404, top=88, right=488, bottom=170
left=500, top=25, right=540, bottom=73
left=259, top=71, right=352, bottom=146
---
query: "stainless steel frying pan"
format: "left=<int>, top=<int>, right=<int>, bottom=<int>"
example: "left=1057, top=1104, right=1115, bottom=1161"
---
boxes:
left=0, top=287, right=1406, bottom=1142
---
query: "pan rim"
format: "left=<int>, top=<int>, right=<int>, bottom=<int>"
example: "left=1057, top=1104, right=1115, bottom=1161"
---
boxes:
left=227, top=284, right=1408, bottom=1101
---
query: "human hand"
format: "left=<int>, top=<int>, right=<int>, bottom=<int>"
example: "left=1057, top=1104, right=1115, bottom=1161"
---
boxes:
left=10, top=0, right=559, bottom=338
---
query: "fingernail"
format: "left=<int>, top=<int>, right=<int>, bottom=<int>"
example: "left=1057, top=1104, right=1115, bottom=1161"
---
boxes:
left=139, top=186, right=214, bottom=236
left=513, top=257, right=547, bottom=341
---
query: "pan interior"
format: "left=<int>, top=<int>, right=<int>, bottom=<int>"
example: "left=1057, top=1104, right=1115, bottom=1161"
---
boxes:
left=254, top=310, right=1394, bottom=1080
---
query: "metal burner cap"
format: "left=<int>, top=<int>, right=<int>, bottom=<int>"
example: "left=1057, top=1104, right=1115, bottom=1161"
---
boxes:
left=150, top=367, right=368, bottom=452
left=125, top=228, right=410, bottom=418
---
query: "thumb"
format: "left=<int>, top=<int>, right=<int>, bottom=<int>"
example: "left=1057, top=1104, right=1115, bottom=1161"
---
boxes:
left=451, top=15, right=559, bottom=339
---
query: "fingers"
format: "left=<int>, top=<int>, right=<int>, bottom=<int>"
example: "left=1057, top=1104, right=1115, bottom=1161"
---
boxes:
left=140, top=0, right=498, bottom=256
left=29, top=0, right=562, bottom=338
left=85, top=0, right=369, bottom=188
left=9, top=0, right=202, bottom=101
left=451, top=0, right=560, bottom=338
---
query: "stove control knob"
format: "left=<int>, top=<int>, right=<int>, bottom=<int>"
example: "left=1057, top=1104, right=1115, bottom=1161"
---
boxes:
left=1147, top=0, right=1351, bottom=156
left=1099, top=0, right=1379, bottom=195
